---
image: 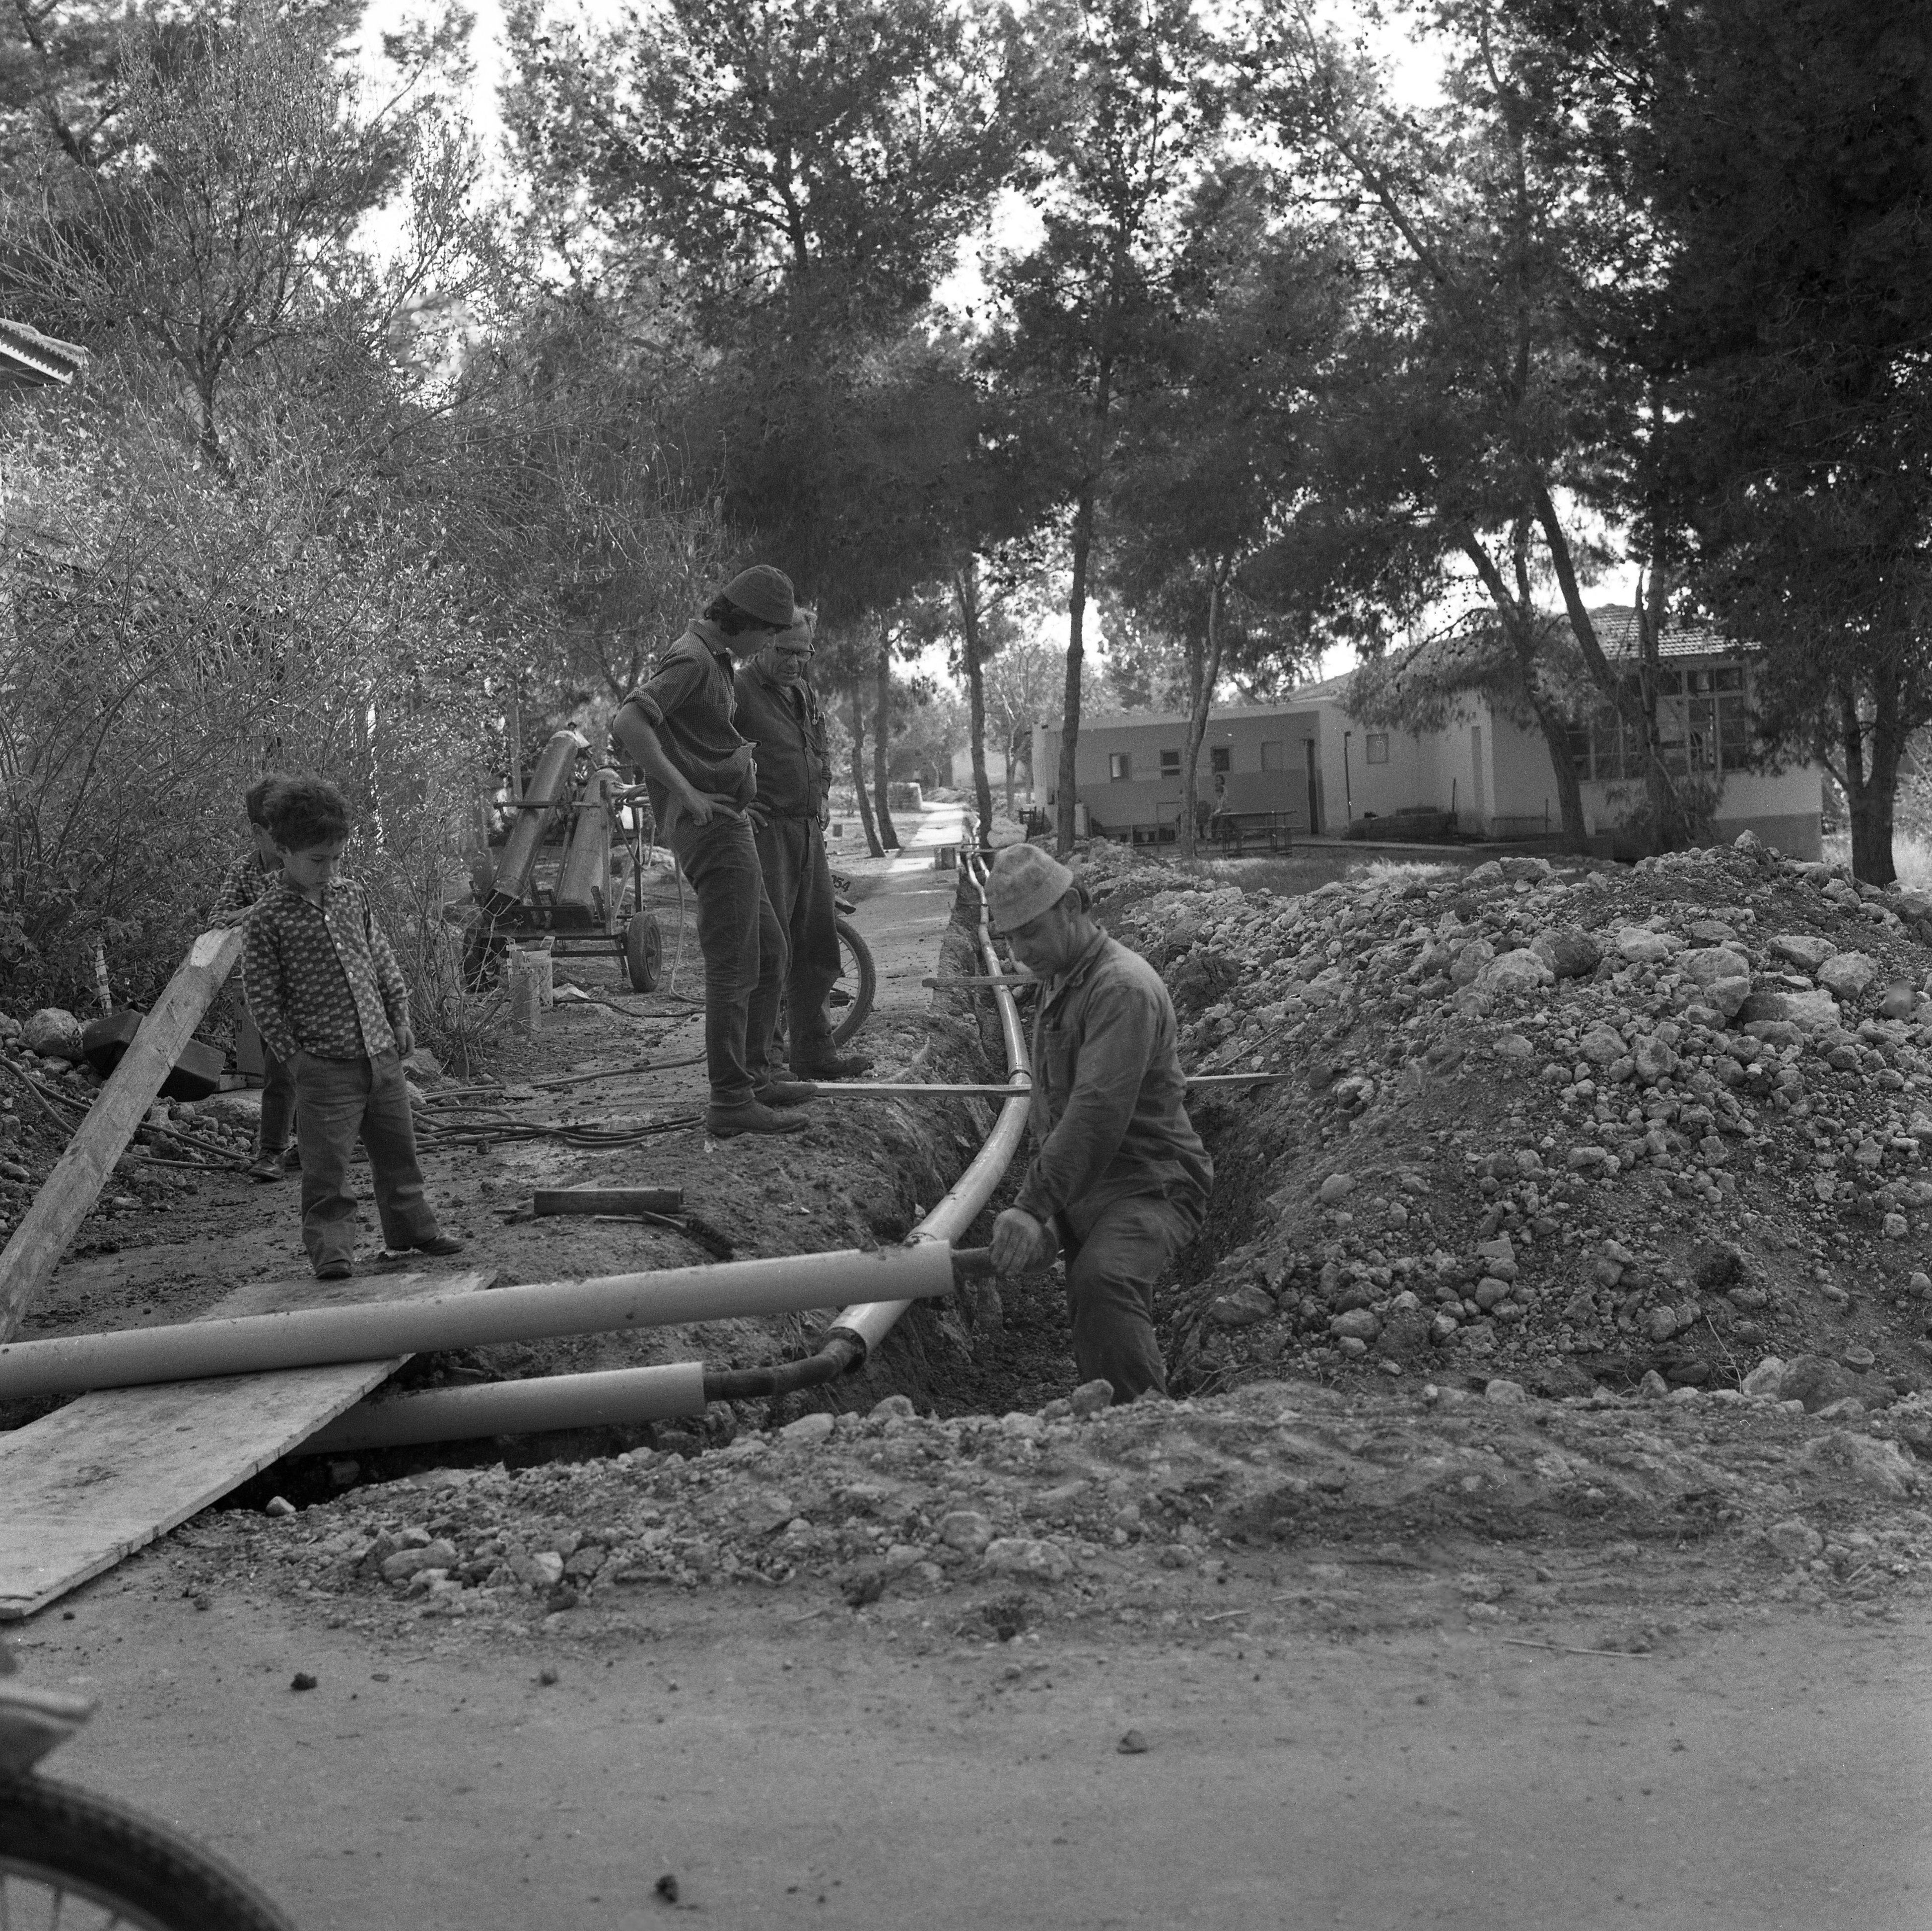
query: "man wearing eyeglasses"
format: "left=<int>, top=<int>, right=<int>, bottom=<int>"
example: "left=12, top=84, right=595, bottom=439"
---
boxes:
left=733, top=609, right=874, bottom=1080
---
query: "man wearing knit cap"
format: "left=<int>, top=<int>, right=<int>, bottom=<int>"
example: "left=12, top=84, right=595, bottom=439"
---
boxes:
left=613, top=566, right=817, bottom=1137
left=985, top=843, right=1212, bottom=1401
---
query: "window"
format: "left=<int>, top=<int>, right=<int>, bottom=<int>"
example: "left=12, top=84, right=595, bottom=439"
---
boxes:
left=1108, top=752, right=1131, bottom=781
left=1364, top=732, right=1390, bottom=765
left=1569, top=661, right=1754, bottom=782
left=1209, top=746, right=1232, bottom=774
left=1159, top=748, right=1180, bottom=777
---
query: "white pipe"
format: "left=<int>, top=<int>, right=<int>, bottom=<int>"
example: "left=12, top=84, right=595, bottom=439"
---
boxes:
left=0, top=1245, right=958, bottom=1401
left=304, top=1362, right=707, bottom=1453
left=830, top=850, right=1033, bottom=1356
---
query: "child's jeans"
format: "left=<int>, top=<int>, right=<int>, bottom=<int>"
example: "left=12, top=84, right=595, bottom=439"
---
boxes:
left=291, top=1049, right=439, bottom=1272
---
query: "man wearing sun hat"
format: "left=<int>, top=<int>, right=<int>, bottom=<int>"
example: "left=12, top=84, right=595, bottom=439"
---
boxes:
left=984, top=842, right=1212, bottom=1402
left=613, top=565, right=816, bottom=1138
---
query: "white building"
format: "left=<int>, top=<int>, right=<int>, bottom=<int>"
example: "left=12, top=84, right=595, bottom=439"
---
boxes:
left=1030, top=607, right=1824, bottom=859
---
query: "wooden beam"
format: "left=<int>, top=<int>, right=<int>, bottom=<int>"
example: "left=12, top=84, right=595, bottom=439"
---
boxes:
left=0, top=928, right=243, bottom=1344
left=0, top=1267, right=489, bottom=1620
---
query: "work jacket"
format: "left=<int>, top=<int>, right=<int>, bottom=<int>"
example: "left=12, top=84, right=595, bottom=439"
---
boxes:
left=1013, top=928, right=1212, bottom=1228
left=732, top=658, right=828, bottom=819
left=620, top=620, right=756, bottom=826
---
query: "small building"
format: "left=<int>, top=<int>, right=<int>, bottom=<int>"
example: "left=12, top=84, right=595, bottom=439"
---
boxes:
left=1031, top=606, right=1824, bottom=858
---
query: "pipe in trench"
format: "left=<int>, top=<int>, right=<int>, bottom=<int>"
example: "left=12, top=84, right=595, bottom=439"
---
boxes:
left=0, top=1245, right=958, bottom=1402
left=294, top=850, right=1031, bottom=1451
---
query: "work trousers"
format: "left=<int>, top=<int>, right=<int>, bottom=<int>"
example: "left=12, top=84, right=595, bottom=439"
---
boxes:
left=236, top=994, right=297, bottom=1156
left=1055, top=1192, right=1203, bottom=1404
left=292, top=1049, right=439, bottom=1273
left=671, top=811, right=785, bottom=1105
left=751, top=813, right=842, bottom=1068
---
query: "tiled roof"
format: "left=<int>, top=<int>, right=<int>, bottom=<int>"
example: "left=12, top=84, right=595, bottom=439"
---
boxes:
left=0, top=318, right=86, bottom=392
left=1584, top=605, right=1739, bottom=661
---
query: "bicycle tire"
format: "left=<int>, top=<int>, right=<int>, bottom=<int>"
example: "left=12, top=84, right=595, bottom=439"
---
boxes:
left=0, top=1773, right=297, bottom=1931
left=831, top=916, right=876, bottom=1046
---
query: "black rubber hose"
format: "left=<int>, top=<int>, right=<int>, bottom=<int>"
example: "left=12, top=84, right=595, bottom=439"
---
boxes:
left=701, top=1329, right=866, bottom=1402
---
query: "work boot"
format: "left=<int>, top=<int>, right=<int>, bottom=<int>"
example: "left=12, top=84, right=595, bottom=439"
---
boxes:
left=706, top=1099, right=810, bottom=1138
left=753, top=1077, right=819, bottom=1108
left=248, top=1150, right=288, bottom=1182
left=792, top=1051, right=873, bottom=1080
left=315, top=1257, right=353, bottom=1281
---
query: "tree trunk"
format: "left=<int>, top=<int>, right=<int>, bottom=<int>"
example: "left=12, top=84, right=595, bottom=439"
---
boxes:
left=955, top=569, right=995, bottom=848
left=848, top=690, right=883, bottom=858
left=1839, top=680, right=1902, bottom=885
left=1179, top=569, right=1227, bottom=861
left=1530, top=481, right=1696, bottom=850
left=1056, top=481, right=1097, bottom=855
left=872, top=631, right=899, bottom=851
left=1003, top=730, right=1018, bottom=820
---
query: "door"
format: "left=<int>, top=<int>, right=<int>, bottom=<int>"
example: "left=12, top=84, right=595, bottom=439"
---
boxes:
left=1470, top=725, right=1487, bottom=826
left=1304, top=739, right=1320, bottom=832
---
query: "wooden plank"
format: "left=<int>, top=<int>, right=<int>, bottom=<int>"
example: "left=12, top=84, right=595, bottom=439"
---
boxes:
left=534, top=1186, right=684, bottom=1217
left=0, top=928, right=244, bottom=1344
left=0, top=1267, right=488, bottom=1621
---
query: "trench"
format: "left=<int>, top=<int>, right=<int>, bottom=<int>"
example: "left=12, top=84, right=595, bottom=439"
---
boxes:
left=223, top=854, right=1077, bottom=1512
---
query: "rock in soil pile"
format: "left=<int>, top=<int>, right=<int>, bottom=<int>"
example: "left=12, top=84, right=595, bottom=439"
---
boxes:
left=1074, top=833, right=1932, bottom=1417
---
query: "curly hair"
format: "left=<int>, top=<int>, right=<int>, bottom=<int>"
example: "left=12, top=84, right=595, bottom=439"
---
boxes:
left=266, top=775, right=351, bottom=851
left=243, top=773, right=288, bottom=828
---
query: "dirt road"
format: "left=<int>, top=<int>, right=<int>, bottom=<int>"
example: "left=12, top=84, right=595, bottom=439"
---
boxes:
left=18, top=1579, right=1931, bottom=1930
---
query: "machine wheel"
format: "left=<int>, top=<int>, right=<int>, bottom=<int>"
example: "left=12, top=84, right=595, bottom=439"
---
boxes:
left=624, top=911, right=663, bottom=992
left=830, top=916, right=875, bottom=1046
left=0, top=1774, right=296, bottom=1931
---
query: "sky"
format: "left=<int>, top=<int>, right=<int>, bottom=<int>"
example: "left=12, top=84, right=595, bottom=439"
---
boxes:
left=354, top=0, right=1642, bottom=706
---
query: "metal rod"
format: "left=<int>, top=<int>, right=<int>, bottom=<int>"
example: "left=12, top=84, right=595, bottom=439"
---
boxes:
left=804, top=1073, right=1283, bottom=1098
left=0, top=1245, right=960, bottom=1400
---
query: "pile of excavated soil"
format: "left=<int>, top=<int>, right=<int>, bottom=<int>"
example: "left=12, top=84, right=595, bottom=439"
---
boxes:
left=1071, top=836, right=1932, bottom=1416
left=171, top=1371, right=1932, bottom=1648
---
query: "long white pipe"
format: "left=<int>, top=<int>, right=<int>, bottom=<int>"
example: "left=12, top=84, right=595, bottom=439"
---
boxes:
left=0, top=1245, right=957, bottom=1401
left=831, top=848, right=1032, bottom=1356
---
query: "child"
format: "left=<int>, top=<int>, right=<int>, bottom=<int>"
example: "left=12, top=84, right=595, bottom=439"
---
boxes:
left=241, top=776, right=463, bottom=1280
left=210, top=775, right=298, bottom=1182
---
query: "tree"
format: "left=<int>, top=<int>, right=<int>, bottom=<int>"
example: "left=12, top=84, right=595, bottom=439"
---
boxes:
left=1618, top=0, right=1932, bottom=882
left=981, top=630, right=1067, bottom=816
left=6, top=2, right=478, bottom=470
left=1257, top=0, right=1692, bottom=854
left=504, top=0, right=1028, bottom=328
left=1105, top=178, right=1342, bottom=856
left=988, top=0, right=1227, bottom=854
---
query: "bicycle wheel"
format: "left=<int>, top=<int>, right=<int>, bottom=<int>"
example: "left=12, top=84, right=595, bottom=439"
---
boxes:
left=830, top=916, right=876, bottom=1046
left=0, top=1774, right=296, bottom=1931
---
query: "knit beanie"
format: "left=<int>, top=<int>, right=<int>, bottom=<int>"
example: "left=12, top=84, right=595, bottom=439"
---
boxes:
left=720, top=565, right=797, bottom=629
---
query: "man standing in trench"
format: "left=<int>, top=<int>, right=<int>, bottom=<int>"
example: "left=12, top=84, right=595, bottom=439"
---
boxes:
left=611, top=565, right=817, bottom=1138
left=985, top=844, right=1212, bottom=1401
left=733, top=607, right=873, bottom=1080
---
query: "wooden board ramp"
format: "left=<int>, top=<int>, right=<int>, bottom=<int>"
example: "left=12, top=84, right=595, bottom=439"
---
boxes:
left=0, top=1267, right=489, bottom=1621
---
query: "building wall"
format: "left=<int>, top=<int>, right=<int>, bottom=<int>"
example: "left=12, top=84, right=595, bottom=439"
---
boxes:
left=1036, top=710, right=1327, bottom=832
left=1031, top=684, right=1825, bottom=853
